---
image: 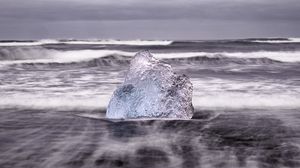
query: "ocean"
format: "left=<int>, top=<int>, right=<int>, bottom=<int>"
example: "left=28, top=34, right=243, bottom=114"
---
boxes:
left=0, top=38, right=299, bottom=168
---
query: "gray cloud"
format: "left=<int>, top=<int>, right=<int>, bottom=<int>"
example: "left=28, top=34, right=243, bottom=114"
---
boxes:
left=0, top=0, right=299, bottom=39
left=1, top=0, right=300, bottom=21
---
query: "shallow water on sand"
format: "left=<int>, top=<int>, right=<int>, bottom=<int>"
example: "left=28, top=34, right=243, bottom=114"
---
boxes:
left=0, top=108, right=299, bottom=168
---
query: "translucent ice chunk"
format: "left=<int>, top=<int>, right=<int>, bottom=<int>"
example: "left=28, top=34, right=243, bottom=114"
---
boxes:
left=106, top=51, right=194, bottom=119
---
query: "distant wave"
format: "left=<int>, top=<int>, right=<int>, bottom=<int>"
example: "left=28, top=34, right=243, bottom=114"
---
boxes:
left=0, top=49, right=133, bottom=63
left=62, top=40, right=173, bottom=46
left=249, top=38, right=300, bottom=43
left=4, top=56, right=283, bottom=69
left=166, top=56, right=282, bottom=65
left=213, top=51, right=300, bottom=63
left=2, top=38, right=300, bottom=47
left=0, top=47, right=55, bottom=60
left=153, top=51, right=300, bottom=62
left=1, top=49, right=300, bottom=67
left=0, top=39, right=59, bottom=46
left=1, top=91, right=299, bottom=110
left=0, top=39, right=173, bottom=46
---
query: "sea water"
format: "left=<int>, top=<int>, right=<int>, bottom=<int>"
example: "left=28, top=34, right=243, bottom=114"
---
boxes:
left=0, top=38, right=299, bottom=168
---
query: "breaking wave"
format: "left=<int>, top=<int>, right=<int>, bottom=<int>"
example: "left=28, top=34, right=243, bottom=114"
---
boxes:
left=1, top=49, right=300, bottom=68
left=61, top=40, right=173, bottom=46
left=0, top=39, right=59, bottom=46
left=0, top=39, right=173, bottom=46
left=249, top=38, right=300, bottom=43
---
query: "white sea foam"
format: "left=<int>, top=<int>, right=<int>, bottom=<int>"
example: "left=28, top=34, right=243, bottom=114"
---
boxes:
left=1, top=49, right=300, bottom=66
left=62, top=40, right=173, bottom=46
left=193, top=94, right=300, bottom=109
left=0, top=94, right=110, bottom=110
left=153, top=51, right=300, bottom=62
left=0, top=39, right=172, bottom=46
left=0, top=39, right=59, bottom=46
left=192, top=78, right=300, bottom=109
left=0, top=77, right=299, bottom=110
left=219, top=51, right=300, bottom=62
left=251, top=38, right=300, bottom=43
left=1, top=91, right=299, bottom=110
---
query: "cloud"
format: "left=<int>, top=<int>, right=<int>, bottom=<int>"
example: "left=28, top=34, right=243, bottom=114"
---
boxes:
left=0, top=0, right=299, bottom=39
left=0, top=0, right=300, bottom=21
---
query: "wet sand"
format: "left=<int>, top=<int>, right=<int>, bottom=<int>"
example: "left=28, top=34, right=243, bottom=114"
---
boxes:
left=0, top=108, right=299, bottom=168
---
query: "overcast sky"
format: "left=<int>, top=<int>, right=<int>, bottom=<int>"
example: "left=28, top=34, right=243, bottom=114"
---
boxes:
left=0, top=0, right=300, bottom=40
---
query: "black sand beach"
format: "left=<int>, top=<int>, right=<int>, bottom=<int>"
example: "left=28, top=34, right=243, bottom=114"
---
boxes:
left=0, top=108, right=299, bottom=168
